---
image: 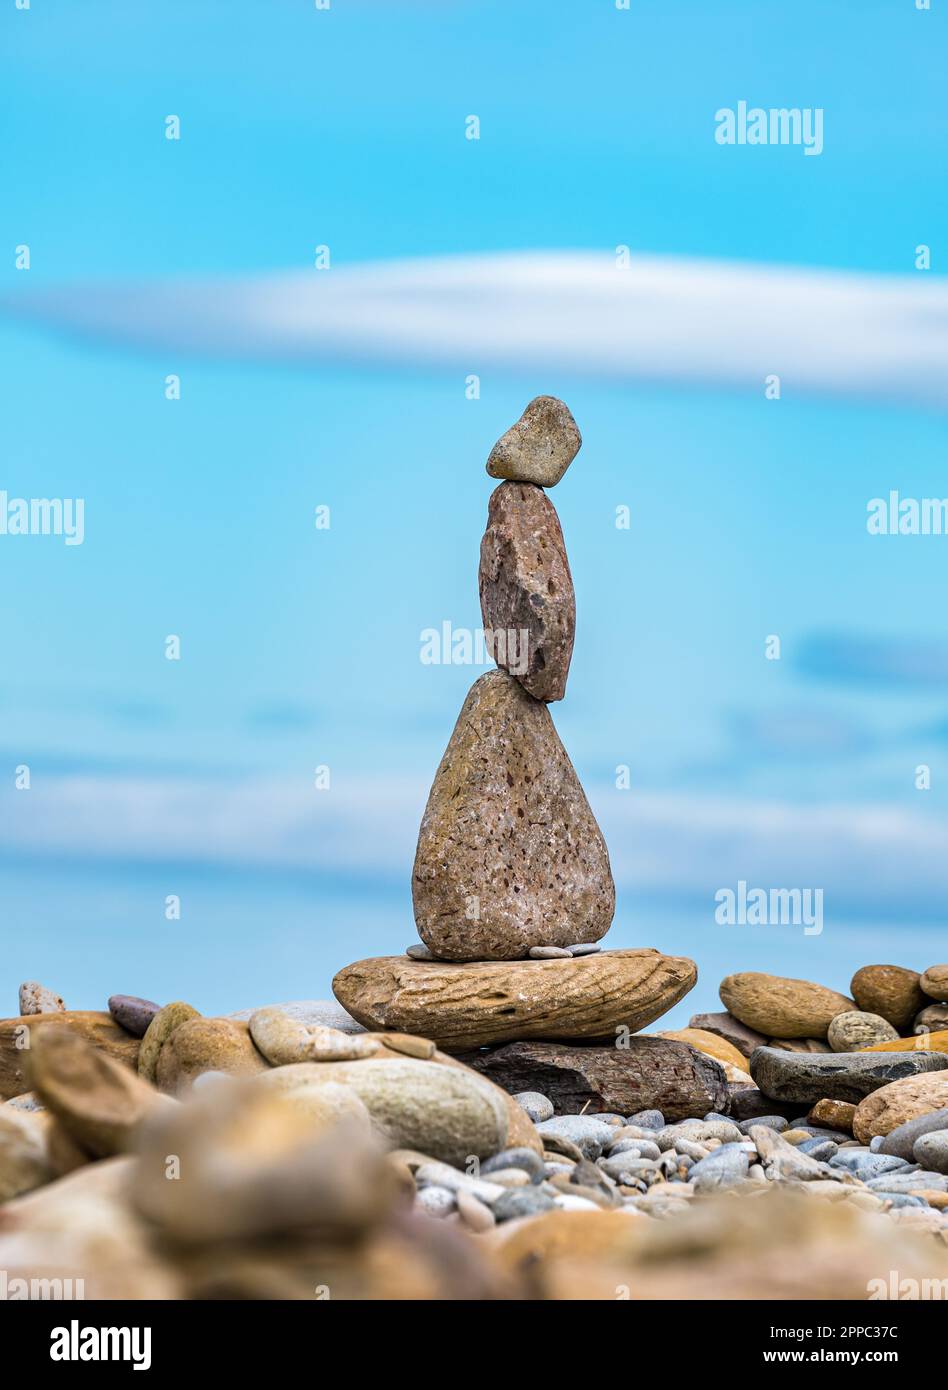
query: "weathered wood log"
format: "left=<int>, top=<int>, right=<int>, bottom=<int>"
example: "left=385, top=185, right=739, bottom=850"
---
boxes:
left=456, top=1038, right=729, bottom=1120
left=0, top=1012, right=139, bottom=1101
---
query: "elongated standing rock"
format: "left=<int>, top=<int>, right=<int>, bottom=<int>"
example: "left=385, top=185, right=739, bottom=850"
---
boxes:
left=479, top=482, right=575, bottom=702
left=412, top=669, right=615, bottom=959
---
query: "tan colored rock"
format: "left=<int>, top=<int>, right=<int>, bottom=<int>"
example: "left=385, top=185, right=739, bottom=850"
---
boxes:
left=334, top=949, right=696, bottom=1051
left=655, top=1028, right=747, bottom=1070
left=853, top=1071, right=948, bottom=1143
left=719, top=973, right=853, bottom=1040
left=827, top=1010, right=899, bottom=1051
left=915, top=1003, right=948, bottom=1034
left=687, top=1011, right=768, bottom=1059
left=137, top=1001, right=201, bottom=1084
left=485, top=395, right=582, bottom=488
left=0, top=1107, right=51, bottom=1201
left=767, top=1038, right=832, bottom=1053
left=0, top=1012, right=139, bottom=1102
left=412, top=670, right=615, bottom=960
left=248, top=1007, right=379, bottom=1065
left=155, top=1018, right=269, bottom=1094
left=18, top=982, right=65, bottom=1016
left=253, top=1071, right=373, bottom=1134
left=851, top=964, right=927, bottom=1031
left=921, top=965, right=948, bottom=1002
left=808, top=1098, right=857, bottom=1133
left=479, top=482, right=575, bottom=702
left=376, top=1032, right=436, bottom=1059
left=28, top=1024, right=165, bottom=1158
left=860, top=1030, right=948, bottom=1054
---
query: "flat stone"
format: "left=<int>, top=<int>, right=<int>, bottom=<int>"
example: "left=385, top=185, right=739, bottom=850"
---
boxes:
left=227, top=999, right=366, bottom=1033
left=405, top=944, right=433, bottom=961
left=458, top=1037, right=729, bottom=1122
left=874, top=1109, right=948, bottom=1160
left=248, top=1008, right=379, bottom=1065
left=921, top=965, right=948, bottom=1002
left=0, top=1012, right=140, bottom=1103
left=828, top=1011, right=899, bottom=1051
left=750, top=1046, right=948, bottom=1104
left=569, top=944, right=601, bottom=957
left=656, top=1028, right=747, bottom=1071
left=808, top=1098, right=857, bottom=1132
left=485, top=395, right=581, bottom=488
left=333, top=948, right=696, bottom=1051
left=492, top=1187, right=558, bottom=1222
left=536, top=1116, right=615, bottom=1160
left=479, top=481, right=575, bottom=702
left=529, top=946, right=573, bottom=959
left=688, top=1011, right=768, bottom=1059
left=853, top=1073, right=948, bottom=1144
left=28, top=1024, right=164, bottom=1158
left=720, top=973, right=853, bottom=1040
left=688, top=1144, right=749, bottom=1193
left=482, top=1146, right=546, bottom=1182
left=913, top=1132, right=948, bottom=1173
left=411, top=669, right=615, bottom=959
left=107, top=995, right=159, bottom=1038
left=18, top=982, right=65, bottom=1016
left=851, top=964, right=927, bottom=1030
left=155, top=1018, right=270, bottom=1094
left=512, top=1091, right=553, bottom=1123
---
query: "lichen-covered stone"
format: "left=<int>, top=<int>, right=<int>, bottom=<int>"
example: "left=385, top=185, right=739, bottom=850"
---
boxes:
left=479, top=482, right=575, bottom=702
left=412, top=669, right=614, bottom=960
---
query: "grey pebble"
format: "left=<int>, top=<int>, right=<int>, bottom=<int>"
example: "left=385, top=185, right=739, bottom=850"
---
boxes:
left=415, top=1185, right=456, bottom=1218
left=913, top=1130, right=948, bottom=1175
left=536, top=1116, right=615, bottom=1160
left=689, top=1143, right=750, bottom=1193
left=865, top=1171, right=948, bottom=1194
left=876, top=1192, right=931, bottom=1209
left=406, top=944, right=434, bottom=960
left=108, top=994, right=160, bottom=1038
left=738, top=1115, right=788, bottom=1135
left=513, top=1091, right=554, bottom=1123
left=568, top=943, right=602, bottom=956
left=830, top=1151, right=908, bottom=1181
left=879, top=1110, right=948, bottom=1161
left=798, top=1139, right=838, bottom=1161
left=482, top=1147, right=545, bottom=1183
left=528, top=946, right=573, bottom=959
left=608, top=1138, right=661, bottom=1161
left=492, top=1188, right=557, bottom=1222
left=627, top=1110, right=664, bottom=1130
left=597, top=1153, right=661, bottom=1182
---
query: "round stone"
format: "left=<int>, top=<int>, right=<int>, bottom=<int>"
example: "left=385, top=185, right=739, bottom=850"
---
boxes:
left=827, top=1011, right=900, bottom=1051
left=108, top=995, right=160, bottom=1038
left=513, top=1091, right=553, bottom=1123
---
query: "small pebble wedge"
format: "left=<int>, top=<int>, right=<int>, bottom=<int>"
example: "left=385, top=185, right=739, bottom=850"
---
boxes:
left=249, top=1007, right=380, bottom=1065
left=485, top=395, right=582, bottom=488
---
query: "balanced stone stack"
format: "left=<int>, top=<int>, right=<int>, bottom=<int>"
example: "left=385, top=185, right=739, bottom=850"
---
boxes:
left=334, top=398, right=705, bottom=1117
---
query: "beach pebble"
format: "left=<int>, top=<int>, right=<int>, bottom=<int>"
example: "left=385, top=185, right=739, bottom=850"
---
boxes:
left=492, top=1187, right=557, bottom=1222
left=827, top=1010, right=899, bottom=1051
left=406, top=944, right=434, bottom=961
left=416, top=1184, right=456, bottom=1218
left=528, top=946, right=573, bottom=959
left=249, top=1008, right=379, bottom=1065
left=108, top=995, right=160, bottom=1038
left=688, top=1144, right=750, bottom=1193
left=738, top=1115, right=787, bottom=1135
left=568, top=943, right=601, bottom=957
left=18, top=982, right=65, bottom=1016
left=457, top=1188, right=496, bottom=1231
left=628, top=1109, right=664, bottom=1130
left=912, top=1130, right=948, bottom=1174
left=486, top=395, right=582, bottom=488
left=482, top=1146, right=545, bottom=1182
left=536, top=1116, right=615, bottom=1160
left=877, top=1108, right=948, bottom=1160
left=512, top=1091, right=553, bottom=1123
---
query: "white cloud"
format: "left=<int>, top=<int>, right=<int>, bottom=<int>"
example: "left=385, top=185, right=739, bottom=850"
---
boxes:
left=5, top=773, right=948, bottom=914
left=6, top=251, right=947, bottom=408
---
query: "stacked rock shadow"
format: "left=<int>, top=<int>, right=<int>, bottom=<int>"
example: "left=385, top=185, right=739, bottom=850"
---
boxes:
left=334, top=397, right=706, bottom=1116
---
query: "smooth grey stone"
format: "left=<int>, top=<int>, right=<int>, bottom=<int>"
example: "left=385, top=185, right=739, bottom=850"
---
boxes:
left=830, top=1151, right=909, bottom=1181
left=870, top=1136, right=885, bottom=1152
left=597, top=1153, right=661, bottom=1182
left=913, top=1130, right=948, bottom=1175
left=108, top=994, right=160, bottom=1038
left=482, top=1147, right=545, bottom=1183
left=627, top=1109, right=664, bottom=1130
left=227, top=999, right=366, bottom=1033
left=492, top=1188, right=557, bottom=1222
left=874, top=1192, right=931, bottom=1209
left=568, top=943, right=601, bottom=956
left=536, top=1116, right=615, bottom=1160
left=798, top=1139, right=838, bottom=1161
left=703, top=1112, right=733, bottom=1125
left=738, top=1115, right=788, bottom=1135
left=416, top=1185, right=456, bottom=1217
left=512, top=1091, right=554, bottom=1123
left=865, top=1171, right=948, bottom=1194
left=608, top=1138, right=660, bottom=1161
left=878, top=1109, right=948, bottom=1161
left=750, top=1046, right=948, bottom=1104
left=592, top=1114, right=627, bottom=1127
left=528, top=946, right=572, bottom=959
left=406, top=944, right=434, bottom=960
left=688, top=1143, right=749, bottom=1192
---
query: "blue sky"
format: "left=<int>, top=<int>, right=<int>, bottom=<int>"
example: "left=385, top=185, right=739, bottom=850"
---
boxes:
left=1, top=0, right=946, bottom=1022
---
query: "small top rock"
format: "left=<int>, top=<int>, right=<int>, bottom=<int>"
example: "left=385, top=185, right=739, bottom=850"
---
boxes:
left=486, top=396, right=582, bottom=488
left=19, top=982, right=66, bottom=1016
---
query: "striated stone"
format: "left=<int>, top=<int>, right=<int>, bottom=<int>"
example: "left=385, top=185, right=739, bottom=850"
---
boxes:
left=827, top=1011, right=900, bottom=1051
left=155, top=1018, right=269, bottom=1094
left=0, top=1107, right=51, bottom=1201
left=877, top=1108, right=948, bottom=1160
left=18, top=982, right=65, bottom=1016
left=922, top=965, right=948, bottom=1001
left=411, top=670, right=615, bottom=960
left=808, top=1098, right=858, bottom=1133
left=860, top=1030, right=948, bottom=1054
left=915, top=1004, right=948, bottom=1034
left=27, top=1025, right=165, bottom=1158
left=0, top=1012, right=139, bottom=1102
left=459, top=1038, right=729, bottom=1122
left=719, top=973, right=853, bottom=1040
left=108, top=995, right=159, bottom=1038
left=138, top=1002, right=201, bottom=1084
left=479, top=481, right=575, bottom=702
left=851, top=964, right=926, bottom=1031
left=750, top=1046, right=948, bottom=1105
left=687, top=1011, right=768, bottom=1060
left=248, top=1007, right=379, bottom=1065
left=853, top=1073, right=948, bottom=1144
left=334, top=948, right=695, bottom=1051
left=485, top=395, right=582, bottom=489
left=282, top=1057, right=508, bottom=1168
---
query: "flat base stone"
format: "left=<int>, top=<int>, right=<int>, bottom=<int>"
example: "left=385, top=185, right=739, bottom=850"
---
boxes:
left=332, top=948, right=697, bottom=1052
left=750, top=1046, right=948, bottom=1105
